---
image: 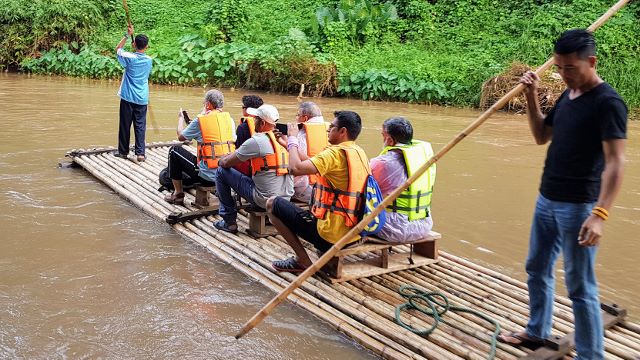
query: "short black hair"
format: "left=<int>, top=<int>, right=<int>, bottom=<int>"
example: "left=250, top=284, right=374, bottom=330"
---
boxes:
left=554, top=29, right=596, bottom=59
left=242, top=95, right=263, bottom=109
left=134, top=34, right=149, bottom=50
left=334, top=110, right=362, bottom=140
left=383, top=116, right=413, bottom=144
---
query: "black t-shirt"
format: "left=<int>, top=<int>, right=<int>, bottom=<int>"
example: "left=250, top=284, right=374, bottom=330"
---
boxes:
left=540, top=82, right=627, bottom=203
left=235, top=120, right=252, bottom=148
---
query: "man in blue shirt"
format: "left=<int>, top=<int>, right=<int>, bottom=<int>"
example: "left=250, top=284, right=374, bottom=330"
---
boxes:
left=115, top=25, right=153, bottom=162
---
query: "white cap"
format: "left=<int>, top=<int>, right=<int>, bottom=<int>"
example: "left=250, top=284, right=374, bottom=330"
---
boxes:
left=246, top=104, right=279, bottom=125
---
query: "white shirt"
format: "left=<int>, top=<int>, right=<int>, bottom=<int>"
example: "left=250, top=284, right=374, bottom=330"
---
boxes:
left=293, top=116, right=325, bottom=202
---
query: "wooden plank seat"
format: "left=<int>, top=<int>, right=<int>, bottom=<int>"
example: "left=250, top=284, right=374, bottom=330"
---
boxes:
left=325, top=230, right=441, bottom=283
left=242, top=197, right=310, bottom=238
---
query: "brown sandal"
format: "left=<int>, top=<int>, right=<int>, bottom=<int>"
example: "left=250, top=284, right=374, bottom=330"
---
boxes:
left=164, top=192, right=185, bottom=205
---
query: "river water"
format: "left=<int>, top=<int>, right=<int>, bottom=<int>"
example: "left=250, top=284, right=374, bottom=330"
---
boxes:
left=1, top=73, right=638, bottom=358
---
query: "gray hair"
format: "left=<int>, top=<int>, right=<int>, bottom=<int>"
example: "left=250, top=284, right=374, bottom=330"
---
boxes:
left=383, top=116, right=413, bottom=144
left=204, top=89, right=224, bottom=109
left=298, top=101, right=322, bottom=118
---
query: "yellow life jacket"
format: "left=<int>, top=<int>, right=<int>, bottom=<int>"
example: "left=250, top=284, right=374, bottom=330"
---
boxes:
left=380, top=140, right=436, bottom=220
left=197, top=111, right=235, bottom=169
left=250, top=132, right=289, bottom=176
left=240, top=116, right=256, bottom=136
left=303, top=122, right=329, bottom=185
left=311, top=144, right=370, bottom=227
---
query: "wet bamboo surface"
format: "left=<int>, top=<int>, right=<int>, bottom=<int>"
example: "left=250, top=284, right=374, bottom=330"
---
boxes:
left=67, top=143, right=640, bottom=360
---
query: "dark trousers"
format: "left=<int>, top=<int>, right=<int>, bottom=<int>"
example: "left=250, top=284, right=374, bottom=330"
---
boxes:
left=168, top=146, right=214, bottom=186
left=118, top=99, right=147, bottom=156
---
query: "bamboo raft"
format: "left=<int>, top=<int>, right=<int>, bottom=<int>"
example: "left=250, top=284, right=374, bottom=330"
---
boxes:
left=65, top=142, right=640, bottom=360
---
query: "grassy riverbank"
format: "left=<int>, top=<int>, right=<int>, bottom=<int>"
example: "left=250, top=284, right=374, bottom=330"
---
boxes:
left=2, top=0, right=639, bottom=109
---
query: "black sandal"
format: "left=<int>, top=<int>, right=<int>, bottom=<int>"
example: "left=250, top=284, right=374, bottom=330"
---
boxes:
left=272, top=257, right=307, bottom=273
left=214, top=220, right=238, bottom=234
left=497, top=331, right=545, bottom=350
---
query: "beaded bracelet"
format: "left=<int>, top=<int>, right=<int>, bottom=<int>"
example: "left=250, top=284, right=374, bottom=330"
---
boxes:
left=592, top=206, right=609, bottom=221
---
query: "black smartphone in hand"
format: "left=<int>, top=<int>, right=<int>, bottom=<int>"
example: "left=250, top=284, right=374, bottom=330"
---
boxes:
left=275, top=123, right=288, bottom=135
left=182, top=110, right=191, bottom=124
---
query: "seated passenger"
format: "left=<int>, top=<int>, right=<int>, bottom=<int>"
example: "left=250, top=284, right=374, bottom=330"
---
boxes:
left=234, top=95, right=264, bottom=176
left=370, top=117, right=435, bottom=242
left=214, top=104, right=294, bottom=234
left=164, top=89, right=236, bottom=205
left=278, top=101, right=329, bottom=203
left=267, top=111, right=370, bottom=272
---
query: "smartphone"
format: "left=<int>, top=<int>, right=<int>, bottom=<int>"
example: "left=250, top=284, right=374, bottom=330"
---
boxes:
left=182, top=110, right=191, bottom=124
left=275, top=123, right=288, bottom=136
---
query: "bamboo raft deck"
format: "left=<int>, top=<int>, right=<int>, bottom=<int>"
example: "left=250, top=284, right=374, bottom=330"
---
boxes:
left=65, top=142, right=640, bottom=360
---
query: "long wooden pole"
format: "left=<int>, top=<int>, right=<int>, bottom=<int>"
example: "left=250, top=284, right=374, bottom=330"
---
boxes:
left=122, top=0, right=134, bottom=42
left=121, top=0, right=159, bottom=135
left=235, top=0, right=631, bottom=339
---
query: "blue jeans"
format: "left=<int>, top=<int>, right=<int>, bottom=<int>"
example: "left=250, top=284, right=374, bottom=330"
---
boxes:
left=525, top=194, right=602, bottom=360
left=215, top=167, right=256, bottom=224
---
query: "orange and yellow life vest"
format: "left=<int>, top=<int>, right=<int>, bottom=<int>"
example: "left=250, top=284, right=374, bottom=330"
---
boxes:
left=311, top=144, right=370, bottom=227
left=303, top=122, right=329, bottom=185
left=197, top=111, right=235, bottom=169
left=250, top=131, right=289, bottom=176
left=240, top=116, right=256, bottom=136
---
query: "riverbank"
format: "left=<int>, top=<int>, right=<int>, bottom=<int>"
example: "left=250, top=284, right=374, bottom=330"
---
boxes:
left=3, top=0, right=639, bottom=110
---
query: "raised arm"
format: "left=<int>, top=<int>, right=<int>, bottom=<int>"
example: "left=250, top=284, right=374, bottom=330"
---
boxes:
left=176, top=108, right=187, bottom=141
left=286, top=123, right=318, bottom=175
left=116, top=24, right=134, bottom=53
left=521, top=70, right=552, bottom=145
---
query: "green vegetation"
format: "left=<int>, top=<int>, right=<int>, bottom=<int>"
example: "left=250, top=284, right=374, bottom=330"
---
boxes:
left=3, top=0, right=640, bottom=109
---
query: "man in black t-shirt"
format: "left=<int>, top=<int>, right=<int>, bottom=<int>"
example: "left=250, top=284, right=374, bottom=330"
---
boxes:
left=498, top=30, right=627, bottom=359
left=233, top=95, right=263, bottom=176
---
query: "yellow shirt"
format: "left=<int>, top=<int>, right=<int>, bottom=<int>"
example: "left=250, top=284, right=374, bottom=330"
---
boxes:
left=310, top=141, right=363, bottom=244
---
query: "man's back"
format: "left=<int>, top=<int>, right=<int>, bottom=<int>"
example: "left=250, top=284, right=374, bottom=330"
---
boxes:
left=236, top=133, right=294, bottom=208
left=371, top=148, right=433, bottom=242
left=117, top=49, right=152, bottom=105
left=310, top=141, right=368, bottom=243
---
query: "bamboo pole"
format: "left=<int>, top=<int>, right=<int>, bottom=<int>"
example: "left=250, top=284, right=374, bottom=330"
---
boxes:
left=235, top=0, right=632, bottom=338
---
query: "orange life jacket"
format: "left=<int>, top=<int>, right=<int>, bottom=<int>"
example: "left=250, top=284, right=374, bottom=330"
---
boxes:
left=303, top=122, right=329, bottom=185
left=250, top=132, right=289, bottom=176
left=310, top=144, right=370, bottom=227
left=197, top=111, right=235, bottom=169
left=240, top=116, right=256, bottom=136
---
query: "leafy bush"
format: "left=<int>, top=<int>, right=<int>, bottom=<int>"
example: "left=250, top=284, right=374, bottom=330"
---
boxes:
left=8, top=0, right=640, bottom=109
left=0, top=0, right=112, bottom=66
left=312, top=0, right=398, bottom=47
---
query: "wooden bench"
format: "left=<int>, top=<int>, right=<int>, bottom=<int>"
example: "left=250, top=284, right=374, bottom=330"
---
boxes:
left=324, top=230, right=441, bottom=283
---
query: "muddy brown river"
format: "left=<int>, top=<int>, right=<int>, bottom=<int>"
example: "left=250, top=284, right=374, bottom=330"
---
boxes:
left=1, top=73, right=638, bottom=358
